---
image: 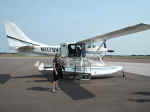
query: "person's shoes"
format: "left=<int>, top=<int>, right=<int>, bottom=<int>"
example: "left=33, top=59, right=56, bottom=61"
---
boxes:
left=52, top=88, right=56, bottom=93
left=55, top=87, right=60, bottom=90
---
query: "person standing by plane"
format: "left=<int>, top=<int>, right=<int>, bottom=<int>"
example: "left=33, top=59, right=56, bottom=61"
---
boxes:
left=52, top=53, right=64, bottom=93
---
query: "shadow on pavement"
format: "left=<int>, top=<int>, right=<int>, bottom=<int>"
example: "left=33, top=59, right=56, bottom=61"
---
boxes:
left=132, top=91, right=150, bottom=96
left=11, top=74, right=45, bottom=79
left=34, top=79, right=48, bottom=83
left=27, top=87, right=49, bottom=91
left=128, top=99, right=150, bottom=103
left=92, top=76, right=115, bottom=80
left=15, top=72, right=95, bottom=100
left=128, top=91, right=150, bottom=103
left=58, top=80, right=95, bottom=100
left=0, top=74, right=11, bottom=84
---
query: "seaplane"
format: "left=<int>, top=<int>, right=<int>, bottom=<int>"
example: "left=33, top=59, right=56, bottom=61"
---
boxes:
left=4, top=20, right=150, bottom=80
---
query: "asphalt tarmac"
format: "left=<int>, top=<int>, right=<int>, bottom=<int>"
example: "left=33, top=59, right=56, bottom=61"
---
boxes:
left=0, top=57, right=150, bottom=112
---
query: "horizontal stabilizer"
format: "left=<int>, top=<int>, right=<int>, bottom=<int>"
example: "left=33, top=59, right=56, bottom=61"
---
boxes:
left=18, top=46, right=34, bottom=52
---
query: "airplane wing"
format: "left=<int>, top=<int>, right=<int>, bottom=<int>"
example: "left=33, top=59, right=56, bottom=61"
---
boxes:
left=76, top=23, right=150, bottom=44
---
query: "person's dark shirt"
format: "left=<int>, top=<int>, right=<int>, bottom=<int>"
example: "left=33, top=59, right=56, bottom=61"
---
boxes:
left=53, top=58, right=62, bottom=71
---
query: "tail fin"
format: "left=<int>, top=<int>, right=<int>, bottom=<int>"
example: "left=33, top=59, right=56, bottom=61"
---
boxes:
left=4, top=20, right=40, bottom=50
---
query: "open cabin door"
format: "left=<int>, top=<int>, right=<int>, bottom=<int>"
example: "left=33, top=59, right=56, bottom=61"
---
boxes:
left=60, top=43, right=86, bottom=58
left=68, top=43, right=86, bottom=57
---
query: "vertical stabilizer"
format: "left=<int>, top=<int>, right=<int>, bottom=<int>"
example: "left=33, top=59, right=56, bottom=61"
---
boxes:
left=4, top=20, right=41, bottom=49
left=4, top=20, right=32, bottom=42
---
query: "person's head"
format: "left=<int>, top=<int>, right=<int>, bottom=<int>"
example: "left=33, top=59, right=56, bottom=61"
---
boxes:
left=55, top=53, right=60, bottom=59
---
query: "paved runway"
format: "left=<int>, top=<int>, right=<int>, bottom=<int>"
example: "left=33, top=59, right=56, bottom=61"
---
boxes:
left=0, top=57, right=150, bottom=112
left=106, top=61, right=150, bottom=77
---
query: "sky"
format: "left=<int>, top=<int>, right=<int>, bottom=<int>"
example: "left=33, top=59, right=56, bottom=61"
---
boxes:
left=0, top=0, right=150, bottom=55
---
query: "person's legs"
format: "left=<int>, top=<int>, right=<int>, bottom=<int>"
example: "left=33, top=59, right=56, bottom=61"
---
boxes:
left=52, top=81, right=56, bottom=92
left=52, top=71, right=57, bottom=92
left=55, top=75, right=60, bottom=90
left=55, top=80, right=58, bottom=89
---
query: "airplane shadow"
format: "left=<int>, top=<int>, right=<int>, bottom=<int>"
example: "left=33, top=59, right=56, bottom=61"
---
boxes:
left=11, top=74, right=45, bottom=79
left=128, top=91, right=150, bottom=103
left=1, top=72, right=95, bottom=100
left=58, top=80, right=95, bottom=100
left=25, top=72, right=95, bottom=100
left=0, top=74, right=11, bottom=84
left=27, top=87, right=49, bottom=91
left=91, top=76, right=115, bottom=80
left=33, top=79, right=48, bottom=83
left=11, top=74, right=50, bottom=83
left=128, top=99, right=150, bottom=103
left=132, top=91, right=150, bottom=96
left=10, top=72, right=96, bottom=100
left=27, top=79, right=95, bottom=100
